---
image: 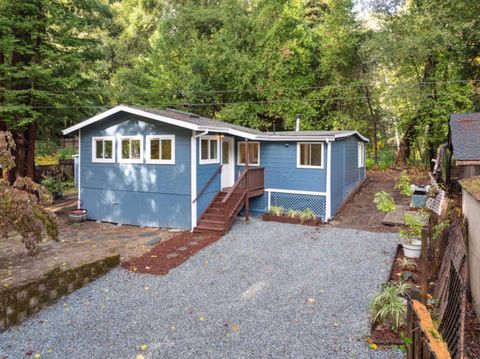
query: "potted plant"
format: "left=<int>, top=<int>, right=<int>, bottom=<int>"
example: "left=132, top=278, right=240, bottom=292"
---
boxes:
left=399, top=213, right=422, bottom=258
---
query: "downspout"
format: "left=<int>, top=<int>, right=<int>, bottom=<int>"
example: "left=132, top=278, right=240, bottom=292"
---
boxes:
left=325, top=139, right=332, bottom=221
left=191, top=130, right=199, bottom=231
left=78, top=129, right=81, bottom=210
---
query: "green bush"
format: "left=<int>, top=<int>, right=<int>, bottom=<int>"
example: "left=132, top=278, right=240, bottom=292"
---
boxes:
left=58, top=147, right=77, bottom=160
left=373, top=191, right=396, bottom=213
left=366, top=157, right=375, bottom=170
left=268, top=205, right=285, bottom=216
left=287, top=209, right=301, bottom=218
left=370, top=282, right=410, bottom=331
left=299, top=208, right=316, bottom=223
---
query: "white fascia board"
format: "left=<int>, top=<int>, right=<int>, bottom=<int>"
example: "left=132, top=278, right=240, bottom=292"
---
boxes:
left=256, top=135, right=335, bottom=142
left=63, top=105, right=200, bottom=135
left=334, top=131, right=370, bottom=143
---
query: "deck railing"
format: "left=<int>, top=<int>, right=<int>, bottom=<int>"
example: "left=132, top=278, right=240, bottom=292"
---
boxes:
left=222, top=167, right=264, bottom=226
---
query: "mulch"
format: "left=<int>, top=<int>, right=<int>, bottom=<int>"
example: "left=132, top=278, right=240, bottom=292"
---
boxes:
left=465, top=300, right=480, bottom=359
left=121, top=231, right=221, bottom=275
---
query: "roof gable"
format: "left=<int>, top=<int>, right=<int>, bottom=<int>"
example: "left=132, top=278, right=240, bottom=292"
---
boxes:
left=449, top=113, right=480, bottom=161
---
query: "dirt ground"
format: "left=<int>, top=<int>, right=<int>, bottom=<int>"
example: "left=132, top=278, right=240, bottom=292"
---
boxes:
left=329, top=168, right=429, bottom=232
left=0, top=196, right=176, bottom=288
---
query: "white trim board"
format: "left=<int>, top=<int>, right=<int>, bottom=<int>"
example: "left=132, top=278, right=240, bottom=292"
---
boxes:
left=190, top=131, right=197, bottom=230
left=265, top=188, right=327, bottom=196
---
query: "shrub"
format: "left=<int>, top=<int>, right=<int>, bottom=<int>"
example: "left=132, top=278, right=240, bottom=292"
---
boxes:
left=395, top=171, right=413, bottom=196
left=268, top=205, right=284, bottom=216
left=0, top=131, right=59, bottom=255
left=366, top=157, right=375, bottom=170
left=58, top=147, right=77, bottom=160
left=373, top=191, right=396, bottom=213
left=299, top=208, right=316, bottom=223
left=370, top=281, right=411, bottom=331
left=287, top=209, right=301, bottom=218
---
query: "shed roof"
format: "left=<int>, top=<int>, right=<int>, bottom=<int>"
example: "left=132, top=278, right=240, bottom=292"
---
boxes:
left=460, top=175, right=480, bottom=201
left=449, top=113, right=480, bottom=161
left=63, top=105, right=369, bottom=142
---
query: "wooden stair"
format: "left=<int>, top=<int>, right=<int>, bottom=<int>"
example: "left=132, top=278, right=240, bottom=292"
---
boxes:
left=194, top=191, right=245, bottom=235
left=193, top=166, right=265, bottom=235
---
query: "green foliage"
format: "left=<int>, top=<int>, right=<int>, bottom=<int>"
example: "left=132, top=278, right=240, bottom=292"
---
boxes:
left=0, top=131, right=58, bottom=255
left=287, top=209, right=302, bottom=218
left=370, top=281, right=411, bottom=331
left=268, top=205, right=285, bottom=216
left=366, top=157, right=375, bottom=170
left=400, top=213, right=423, bottom=243
left=299, top=208, right=316, bottom=223
left=432, top=220, right=450, bottom=242
left=398, top=258, right=417, bottom=269
left=395, top=171, right=413, bottom=197
left=57, top=148, right=77, bottom=161
left=373, top=191, right=396, bottom=213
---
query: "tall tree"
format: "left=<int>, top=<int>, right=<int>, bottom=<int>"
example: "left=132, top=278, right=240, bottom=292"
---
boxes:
left=0, top=0, right=111, bottom=180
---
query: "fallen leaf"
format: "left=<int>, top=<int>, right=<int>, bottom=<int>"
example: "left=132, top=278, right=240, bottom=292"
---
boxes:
left=369, top=343, right=378, bottom=350
left=231, top=323, right=240, bottom=332
left=199, top=315, right=205, bottom=321
left=135, top=355, right=145, bottom=359
left=145, top=266, right=150, bottom=270
left=34, top=354, right=41, bottom=358
left=306, top=297, right=316, bottom=305
left=150, top=255, right=157, bottom=258
left=171, top=325, right=176, bottom=331
left=140, top=344, right=148, bottom=351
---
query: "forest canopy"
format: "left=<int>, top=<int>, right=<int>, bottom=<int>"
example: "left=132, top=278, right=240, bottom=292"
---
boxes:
left=0, top=0, right=479, bottom=176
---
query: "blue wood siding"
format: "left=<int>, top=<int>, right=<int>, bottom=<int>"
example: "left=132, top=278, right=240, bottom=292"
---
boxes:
left=330, top=137, right=366, bottom=216
left=235, top=139, right=327, bottom=192
left=196, top=135, right=221, bottom=218
left=80, top=112, right=192, bottom=229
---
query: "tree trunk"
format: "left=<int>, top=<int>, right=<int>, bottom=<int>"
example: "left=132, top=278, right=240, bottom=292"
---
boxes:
left=364, top=85, right=379, bottom=164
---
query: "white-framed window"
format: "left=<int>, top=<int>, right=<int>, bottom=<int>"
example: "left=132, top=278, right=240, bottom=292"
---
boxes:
left=237, top=141, right=260, bottom=166
left=92, top=136, right=115, bottom=163
left=297, top=142, right=323, bottom=169
left=146, top=135, right=175, bottom=164
left=358, top=142, right=365, bottom=168
left=118, top=135, right=143, bottom=164
left=199, top=136, right=220, bottom=164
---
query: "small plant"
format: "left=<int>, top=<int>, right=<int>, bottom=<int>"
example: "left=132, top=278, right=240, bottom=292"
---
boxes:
left=299, top=208, right=316, bottom=223
left=398, top=258, right=417, bottom=270
left=431, top=220, right=449, bottom=242
left=287, top=208, right=301, bottom=218
left=373, top=191, right=396, bottom=213
left=370, top=281, right=411, bottom=331
left=57, top=147, right=77, bottom=160
left=268, top=205, right=285, bottom=216
left=395, top=171, right=413, bottom=196
left=399, top=213, right=423, bottom=244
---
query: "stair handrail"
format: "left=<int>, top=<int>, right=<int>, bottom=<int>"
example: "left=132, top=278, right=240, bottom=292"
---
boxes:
left=222, top=167, right=248, bottom=204
left=193, top=165, right=222, bottom=203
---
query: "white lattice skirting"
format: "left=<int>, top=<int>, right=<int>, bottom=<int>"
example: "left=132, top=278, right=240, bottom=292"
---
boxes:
left=244, top=189, right=327, bottom=221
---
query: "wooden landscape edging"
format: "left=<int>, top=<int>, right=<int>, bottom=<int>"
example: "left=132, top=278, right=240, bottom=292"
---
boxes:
left=0, top=254, right=119, bottom=332
left=407, top=299, right=451, bottom=359
left=261, top=214, right=320, bottom=226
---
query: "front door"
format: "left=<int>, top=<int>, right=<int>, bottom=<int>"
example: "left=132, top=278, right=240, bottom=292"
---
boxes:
left=221, top=137, right=235, bottom=189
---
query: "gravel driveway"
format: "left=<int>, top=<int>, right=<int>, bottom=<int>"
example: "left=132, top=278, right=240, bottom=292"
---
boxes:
left=1, top=219, right=402, bottom=359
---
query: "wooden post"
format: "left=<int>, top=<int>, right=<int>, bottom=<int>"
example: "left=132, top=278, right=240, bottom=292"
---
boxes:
left=245, top=139, right=249, bottom=223
left=420, top=226, right=428, bottom=304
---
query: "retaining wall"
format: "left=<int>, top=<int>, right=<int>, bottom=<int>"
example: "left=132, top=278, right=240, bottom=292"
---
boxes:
left=0, top=254, right=119, bottom=332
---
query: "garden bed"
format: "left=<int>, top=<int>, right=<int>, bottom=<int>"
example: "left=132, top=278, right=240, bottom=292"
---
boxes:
left=370, top=244, right=420, bottom=346
left=261, top=213, right=320, bottom=227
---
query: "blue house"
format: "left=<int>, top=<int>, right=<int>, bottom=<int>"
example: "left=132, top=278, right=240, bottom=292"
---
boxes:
left=63, top=105, right=368, bottom=233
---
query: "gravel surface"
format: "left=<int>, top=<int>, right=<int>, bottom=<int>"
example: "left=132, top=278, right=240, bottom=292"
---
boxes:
left=1, top=219, right=402, bottom=359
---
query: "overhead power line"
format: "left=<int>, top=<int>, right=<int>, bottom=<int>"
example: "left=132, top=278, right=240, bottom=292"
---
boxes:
left=0, top=79, right=479, bottom=95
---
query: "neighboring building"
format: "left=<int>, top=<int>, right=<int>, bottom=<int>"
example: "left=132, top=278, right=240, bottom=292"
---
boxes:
left=459, top=175, right=480, bottom=321
left=447, top=113, right=480, bottom=182
left=63, top=105, right=368, bottom=232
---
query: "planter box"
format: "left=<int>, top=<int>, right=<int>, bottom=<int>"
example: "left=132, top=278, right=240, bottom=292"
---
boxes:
left=261, top=214, right=319, bottom=227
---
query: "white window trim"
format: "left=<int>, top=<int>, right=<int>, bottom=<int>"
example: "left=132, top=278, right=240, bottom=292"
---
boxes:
left=117, top=135, right=144, bottom=164
left=199, top=135, right=220, bottom=165
left=296, top=142, right=324, bottom=169
left=237, top=141, right=261, bottom=166
left=358, top=142, right=365, bottom=168
left=92, top=136, right=115, bottom=163
left=145, top=135, right=175, bottom=164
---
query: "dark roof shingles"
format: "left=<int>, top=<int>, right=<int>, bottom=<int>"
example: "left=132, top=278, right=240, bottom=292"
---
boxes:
left=450, top=113, right=480, bottom=161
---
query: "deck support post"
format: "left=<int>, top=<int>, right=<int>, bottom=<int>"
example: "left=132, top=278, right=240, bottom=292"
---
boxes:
left=245, top=138, right=250, bottom=223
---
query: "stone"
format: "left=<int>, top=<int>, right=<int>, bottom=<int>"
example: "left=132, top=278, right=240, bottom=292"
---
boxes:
left=167, top=253, right=178, bottom=259
left=29, top=296, right=39, bottom=308
left=140, top=232, right=157, bottom=238
left=188, top=241, right=198, bottom=246
left=177, top=246, right=188, bottom=252
left=146, top=238, right=161, bottom=246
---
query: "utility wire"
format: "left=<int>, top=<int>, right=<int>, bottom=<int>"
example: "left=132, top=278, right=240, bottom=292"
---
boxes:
left=10, top=90, right=480, bottom=109
left=0, top=79, right=478, bottom=95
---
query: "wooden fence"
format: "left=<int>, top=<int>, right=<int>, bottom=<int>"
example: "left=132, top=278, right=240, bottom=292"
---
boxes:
left=35, top=159, right=74, bottom=182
